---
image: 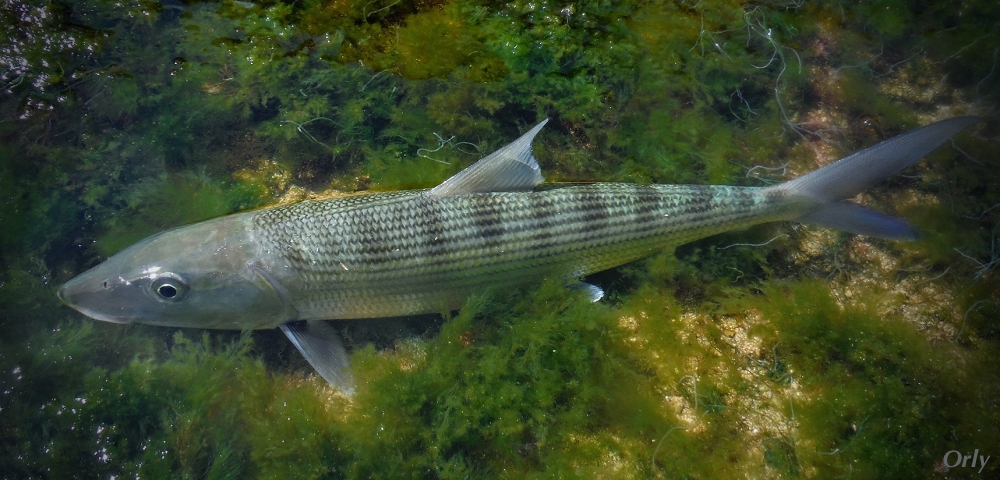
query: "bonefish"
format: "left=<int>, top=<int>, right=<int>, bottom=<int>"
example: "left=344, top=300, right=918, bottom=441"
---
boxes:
left=58, top=116, right=980, bottom=392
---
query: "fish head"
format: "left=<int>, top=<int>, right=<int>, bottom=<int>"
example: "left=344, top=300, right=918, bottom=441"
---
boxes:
left=58, top=213, right=287, bottom=330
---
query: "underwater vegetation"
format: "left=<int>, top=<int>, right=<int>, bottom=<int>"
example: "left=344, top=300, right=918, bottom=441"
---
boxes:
left=1, top=0, right=999, bottom=477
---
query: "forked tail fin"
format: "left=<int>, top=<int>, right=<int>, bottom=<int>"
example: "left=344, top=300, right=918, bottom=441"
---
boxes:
left=768, top=116, right=980, bottom=240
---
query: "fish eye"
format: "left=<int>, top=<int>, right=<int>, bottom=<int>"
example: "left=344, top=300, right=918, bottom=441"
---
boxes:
left=158, top=284, right=178, bottom=298
left=151, top=275, right=188, bottom=302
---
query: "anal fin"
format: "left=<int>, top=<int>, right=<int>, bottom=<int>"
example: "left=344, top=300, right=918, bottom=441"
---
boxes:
left=280, top=320, right=355, bottom=395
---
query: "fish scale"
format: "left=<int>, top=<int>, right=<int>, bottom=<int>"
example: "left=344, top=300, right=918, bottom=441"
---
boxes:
left=252, top=183, right=800, bottom=320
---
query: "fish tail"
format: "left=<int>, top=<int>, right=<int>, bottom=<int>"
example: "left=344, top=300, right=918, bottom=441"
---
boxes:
left=768, top=116, right=980, bottom=240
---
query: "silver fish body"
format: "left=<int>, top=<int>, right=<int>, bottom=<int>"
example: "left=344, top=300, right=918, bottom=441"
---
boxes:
left=57, top=116, right=980, bottom=390
left=253, top=184, right=802, bottom=321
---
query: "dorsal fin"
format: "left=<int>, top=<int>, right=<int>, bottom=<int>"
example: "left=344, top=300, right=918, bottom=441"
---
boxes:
left=429, top=119, right=548, bottom=197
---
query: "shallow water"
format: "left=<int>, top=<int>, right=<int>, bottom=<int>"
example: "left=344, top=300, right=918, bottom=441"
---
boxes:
left=1, top=0, right=999, bottom=477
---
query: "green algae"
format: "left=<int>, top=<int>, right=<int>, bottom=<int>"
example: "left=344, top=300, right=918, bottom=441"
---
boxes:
left=344, top=282, right=669, bottom=477
left=95, top=172, right=238, bottom=256
left=2, top=0, right=1000, bottom=477
left=740, top=279, right=1000, bottom=477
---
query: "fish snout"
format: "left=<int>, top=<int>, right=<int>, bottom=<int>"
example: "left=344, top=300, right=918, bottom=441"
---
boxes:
left=58, top=274, right=133, bottom=324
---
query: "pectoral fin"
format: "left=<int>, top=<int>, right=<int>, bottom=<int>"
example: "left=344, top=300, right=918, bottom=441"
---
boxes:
left=280, top=320, right=354, bottom=395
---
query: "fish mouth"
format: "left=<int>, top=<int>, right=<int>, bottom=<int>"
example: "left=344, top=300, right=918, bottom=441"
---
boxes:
left=57, top=283, right=133, bottom=324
